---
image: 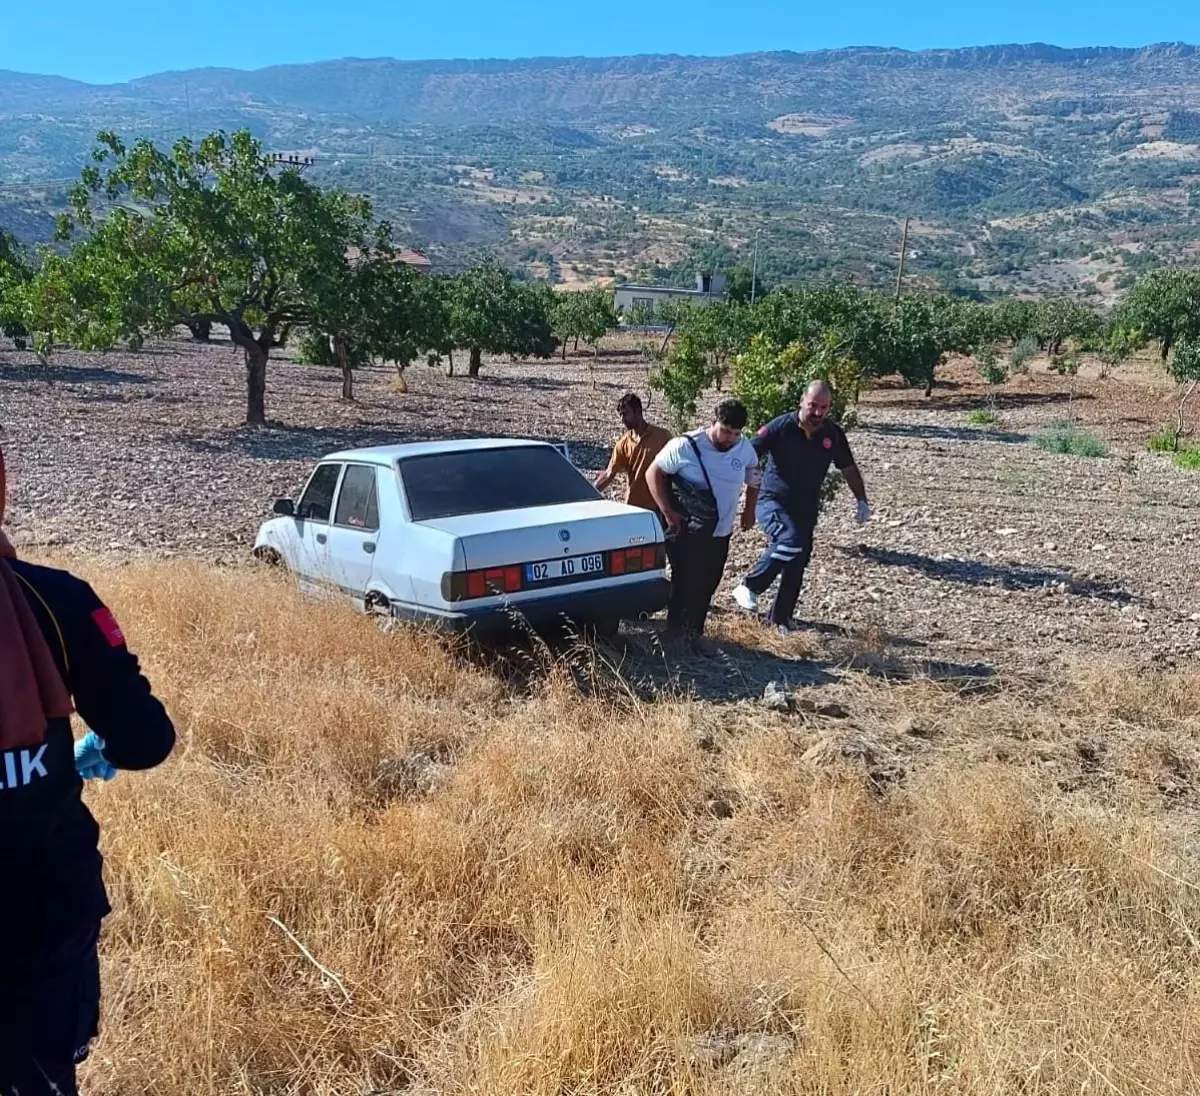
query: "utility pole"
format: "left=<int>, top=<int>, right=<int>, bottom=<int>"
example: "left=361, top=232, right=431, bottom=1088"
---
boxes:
left=750, top=228, right=760, bottom=305
left=894, top=216, right=911, bottom=301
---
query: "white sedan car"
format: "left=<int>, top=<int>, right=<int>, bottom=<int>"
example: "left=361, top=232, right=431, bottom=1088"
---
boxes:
left=254, top=438, right=669, bottom=635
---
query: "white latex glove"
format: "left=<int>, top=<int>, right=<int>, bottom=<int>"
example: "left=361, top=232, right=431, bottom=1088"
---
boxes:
left=855, top=499, right=872, bottom=525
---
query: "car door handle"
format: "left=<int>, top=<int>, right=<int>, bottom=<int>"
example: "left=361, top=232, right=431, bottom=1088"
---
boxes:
left=316, top=533, right=327, bottom=545
left=363, top=542, right=376, bottom=554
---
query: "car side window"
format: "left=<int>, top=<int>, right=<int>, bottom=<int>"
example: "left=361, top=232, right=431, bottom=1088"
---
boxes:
left=297, top=464, right=342, bottom=522
left=334, top=465, right=380, bottom=531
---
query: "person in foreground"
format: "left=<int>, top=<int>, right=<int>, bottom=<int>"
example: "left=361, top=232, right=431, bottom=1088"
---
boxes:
left=0, top=446, right=175, bottom=1095
left=593, top=392, right=672, bottom=515
left=733, top=379, right=871, bottom=635
left=646, top=399, right=761, bottom=639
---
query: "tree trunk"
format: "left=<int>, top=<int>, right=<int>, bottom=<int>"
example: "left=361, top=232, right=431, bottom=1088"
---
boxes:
left=394, top=366, right=409, bottom=394
left=573, top=336, right=579, bottom=352
left=562, top=341, right=568, bottom=361
left=245, top=346, right=268, bottom=426
left=335, top=337, right=354, bottom=401
left=468, top=346, right=482, bottom=377
left=1162, top=337, right=1173, bottom=362
left=447, top=349, right=455, bottom=377
left=187, top=319, right=211, bottom=342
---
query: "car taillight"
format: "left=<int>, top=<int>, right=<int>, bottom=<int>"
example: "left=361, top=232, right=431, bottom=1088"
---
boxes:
left=609, top=544, right=666, bottom=575
left=442, top=566, right=525, bottom=602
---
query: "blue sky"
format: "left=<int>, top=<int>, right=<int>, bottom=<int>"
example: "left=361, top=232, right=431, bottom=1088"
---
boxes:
left=3, top=1, right=1198, bottom=84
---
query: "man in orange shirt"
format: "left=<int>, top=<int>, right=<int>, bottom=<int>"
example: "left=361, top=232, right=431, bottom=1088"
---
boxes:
left=595, top=393, right=672, bottom=514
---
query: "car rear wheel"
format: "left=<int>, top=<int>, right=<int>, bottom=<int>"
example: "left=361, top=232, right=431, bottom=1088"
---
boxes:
left=254, top=546, right=281, bottom=567
left=364, top=592, right=392, bottom=617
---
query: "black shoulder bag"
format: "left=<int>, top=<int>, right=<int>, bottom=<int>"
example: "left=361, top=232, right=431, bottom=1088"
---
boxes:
left=666, top=435, right=720, bottom=538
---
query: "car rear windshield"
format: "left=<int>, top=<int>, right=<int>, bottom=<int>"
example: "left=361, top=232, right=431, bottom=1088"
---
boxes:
left=401, top=446, right=600, bottom=521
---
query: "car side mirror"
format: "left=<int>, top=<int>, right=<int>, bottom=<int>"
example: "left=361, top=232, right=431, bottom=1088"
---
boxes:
left=273, top=498, right=296, bottom=517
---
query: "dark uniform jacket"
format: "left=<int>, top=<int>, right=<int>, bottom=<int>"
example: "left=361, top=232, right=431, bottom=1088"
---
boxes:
left=0, top=560, right=175, bottom=959
left=752, top=413, right=855, bottom=523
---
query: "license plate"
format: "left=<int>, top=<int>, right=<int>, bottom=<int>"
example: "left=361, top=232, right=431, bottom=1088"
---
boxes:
left=525, top=553, right=605, bottom=583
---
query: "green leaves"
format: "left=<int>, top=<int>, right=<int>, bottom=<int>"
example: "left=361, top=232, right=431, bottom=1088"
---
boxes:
left=1111, top=269, right=1200, bottom=361
left=40, top=128, right=375, bottom=423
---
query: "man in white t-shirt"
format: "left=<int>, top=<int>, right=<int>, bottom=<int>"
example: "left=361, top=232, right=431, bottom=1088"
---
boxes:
left=646, top=399, right=762, bottom=637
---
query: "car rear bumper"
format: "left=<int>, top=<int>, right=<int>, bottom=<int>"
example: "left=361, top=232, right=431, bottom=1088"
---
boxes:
left=389, top=577, right=670, bottom=636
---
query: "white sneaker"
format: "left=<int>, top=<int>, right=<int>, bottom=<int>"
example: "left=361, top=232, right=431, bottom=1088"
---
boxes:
left=733, top=584, right=759, bottom=612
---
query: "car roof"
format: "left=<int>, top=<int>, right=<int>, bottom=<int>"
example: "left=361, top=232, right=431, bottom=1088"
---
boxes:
left=321, top=438, right=557, bottom=466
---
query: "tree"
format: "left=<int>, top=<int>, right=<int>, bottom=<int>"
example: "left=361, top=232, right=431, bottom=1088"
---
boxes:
left=552, top=287, right=615, bottom=361
left=648, top=332, right=724, bottom=431
left=44, top=129, right=373, bottom=425
left=447, top=260, right=555, bottom=375
left=1033, top=298, right=1103, bottom=357
left=1165, top=338, right=1200, bottom=449
left=731, top=334, right=860, bottom=432
left=1111, top=269, right=1200, bottom=361
left=451, top=259, right=517, bottom=377
left=300, top=241, right=426, bottom=400
left=0, top=231, right=32, bottom=349
left=724, top=266, right=757, bottom=304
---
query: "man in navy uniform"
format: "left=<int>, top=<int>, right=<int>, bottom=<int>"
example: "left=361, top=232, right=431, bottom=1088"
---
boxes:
left=0, top=446, right=176, bottom=1094
left=733, top=379, right=871, bottom=634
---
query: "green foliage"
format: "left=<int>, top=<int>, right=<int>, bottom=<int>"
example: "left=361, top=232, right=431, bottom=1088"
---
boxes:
left=967, top=409, right=999, bottom=426
left=723, top=266, right=758, bottom=304
left=0, top=230, right=32, bottom=346
left=730, top=333, right=859, bottom=432
left=1147, top=427, right=1180, bottom=453
left=449, top=258, right=555, bottom=373
left=975, top=343, right=1008, bottom=386
left=649, top=332, right=722, bottom=431
left=1009, top=335, right=1038, bottom=371
left=551, top=287, right=616, bottom=356
left=1168, top=337, right=1200, bottom=384
left=1035, top=423, right=1109, bottom=458
left=1174, top=448, right=1200, bottom=471
left=1033, top=298, right=1103, bottom=355
left=35, top=129, right=373, bottom=423
left=1111, top=268, right=1200, bottom=361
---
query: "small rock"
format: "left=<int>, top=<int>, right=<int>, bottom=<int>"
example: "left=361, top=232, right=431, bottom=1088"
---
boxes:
left=762, top=682, right=791, bottom=712
left=693, top=730, right=716, bottom=752
left=706, top=797, right=734, bottom=820
left=996, top=527, right=1018, bottom=536
left=816, top=702, right=850, bottom=720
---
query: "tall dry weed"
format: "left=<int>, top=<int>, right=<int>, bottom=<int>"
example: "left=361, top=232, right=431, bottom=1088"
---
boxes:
left=52, top=558, right=1200, bottom=1094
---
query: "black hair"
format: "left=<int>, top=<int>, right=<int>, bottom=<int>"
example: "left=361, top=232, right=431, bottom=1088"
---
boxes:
left=713, top=398, right=748, bottom=430
left=617, top=392, right=643, bottom=414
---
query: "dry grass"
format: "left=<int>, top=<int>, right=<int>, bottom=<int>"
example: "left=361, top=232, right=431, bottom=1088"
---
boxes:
left=62, top=558, right=1200, bottom=1094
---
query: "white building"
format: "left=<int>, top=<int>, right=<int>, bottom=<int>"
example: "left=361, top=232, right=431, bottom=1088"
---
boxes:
left=613, top=273, right=727, bottom=315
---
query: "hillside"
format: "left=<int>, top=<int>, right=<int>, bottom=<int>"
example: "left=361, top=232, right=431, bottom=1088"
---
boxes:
left=4, top=43, right=1200, bottom=293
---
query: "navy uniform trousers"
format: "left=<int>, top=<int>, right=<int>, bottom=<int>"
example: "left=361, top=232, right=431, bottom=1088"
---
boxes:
left=742, top=497, right=816, bottom=626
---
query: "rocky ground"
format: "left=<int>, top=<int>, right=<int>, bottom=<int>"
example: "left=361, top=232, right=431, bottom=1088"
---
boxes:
left=2, top=334, right=1198, bottom=676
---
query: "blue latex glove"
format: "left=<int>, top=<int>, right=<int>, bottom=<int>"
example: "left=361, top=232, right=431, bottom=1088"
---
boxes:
left=74, top=730, right=117, bottom=782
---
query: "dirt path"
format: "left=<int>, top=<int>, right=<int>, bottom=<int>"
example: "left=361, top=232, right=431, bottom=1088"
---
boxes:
left=2, top=337, right=1198, bottom=674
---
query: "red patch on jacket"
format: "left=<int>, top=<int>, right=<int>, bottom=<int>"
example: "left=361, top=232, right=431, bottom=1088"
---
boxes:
left=823, top=437, right=833, bottom=449
left=757, top=425, right=768, bottom=437
left=92, top=607, right=126, bottom=648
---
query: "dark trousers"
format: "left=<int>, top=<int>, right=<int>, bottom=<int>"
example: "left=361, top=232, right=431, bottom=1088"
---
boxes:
left=0, top=928, right=101, bottom=1096
left=666, top=531, right=730, bottom=635
left=743, top=499, right=815, bottom=626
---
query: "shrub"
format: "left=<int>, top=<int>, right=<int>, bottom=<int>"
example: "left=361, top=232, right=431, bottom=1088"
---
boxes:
left=1010, top=335, right=1038, bottom=372
left=968, top=409, right=999, bottom=426
left=1175, top=448, right=1200, bottom=471
left=1148, top=428, right=1180, bottom=453
left=1035, top=423, right=1110, bottom=458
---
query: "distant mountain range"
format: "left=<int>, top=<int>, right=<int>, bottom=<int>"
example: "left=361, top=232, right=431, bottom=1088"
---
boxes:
left=3, top=43, right=1200, bottom=295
